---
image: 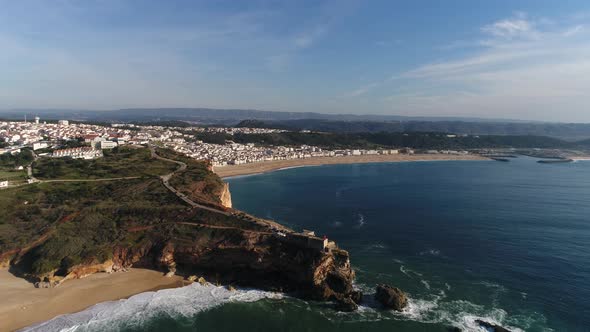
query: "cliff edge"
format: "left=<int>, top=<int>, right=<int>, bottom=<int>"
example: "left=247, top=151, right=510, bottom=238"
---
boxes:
left=0, top=146, right=356, bottom=307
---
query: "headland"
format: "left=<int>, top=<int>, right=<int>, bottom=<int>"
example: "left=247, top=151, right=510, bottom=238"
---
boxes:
left=0, top=146, right=358, bottom=330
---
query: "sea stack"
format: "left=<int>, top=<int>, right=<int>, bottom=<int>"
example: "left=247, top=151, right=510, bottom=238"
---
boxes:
left=375, top=284, right=408, bottom=311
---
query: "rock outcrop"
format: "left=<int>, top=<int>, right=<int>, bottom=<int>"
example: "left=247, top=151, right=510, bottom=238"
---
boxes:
left=219, top=183, right=232, bottom=208
left=475, top=320, right=512, bottom=332
left=2, top=149, right=359, bottom=310
left=375, top=284, right=408, bottom=311
left=103, top=225, right=357, bottom=305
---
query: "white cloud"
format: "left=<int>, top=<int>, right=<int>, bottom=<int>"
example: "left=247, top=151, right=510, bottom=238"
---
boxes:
left=347, top=83, right=379, bottom=97
left=563, top=24, right=584, bottom=36
left=373, top=13, right=590, bottom=121
left=481, top=17, right=538, bottom=39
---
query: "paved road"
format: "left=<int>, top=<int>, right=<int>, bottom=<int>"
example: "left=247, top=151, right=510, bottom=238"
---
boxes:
left=149, top=145, right=231, bottom=216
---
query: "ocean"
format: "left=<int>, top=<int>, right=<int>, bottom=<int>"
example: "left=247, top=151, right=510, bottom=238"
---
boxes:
left=27, top=157, right=590, bottom=331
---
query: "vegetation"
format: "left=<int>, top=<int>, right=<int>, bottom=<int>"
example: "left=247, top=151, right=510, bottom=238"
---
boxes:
left=0, top=150, right=32, bottom=183
left=157, top=148, right=225, bottom=205
left=3, top=178, right=187, bottom=275
left=0, top=149, right=34, bottom=168
left=0, top=147, right=246, bottom=278
left=187, top=130, right=578, bottom=150
left=33, top=146, right=177, bottom=180
left=237, top=118, right=590, bottom=140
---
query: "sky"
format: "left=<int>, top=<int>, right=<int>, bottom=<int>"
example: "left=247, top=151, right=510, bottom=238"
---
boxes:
left=1, top=0, right=590, bottom=122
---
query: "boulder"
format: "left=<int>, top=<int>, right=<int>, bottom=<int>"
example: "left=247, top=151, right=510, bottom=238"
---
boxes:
left=350, top=290, right=363, bottom=304
left=335, top=297, right=358, bottom=312
left=198, top=277, right=207, bottom=285
left=375, top=284, right=408, bottom=311
left=475, top=320, right=512, bottom=332
left=187, top=275, right=197, bottom=282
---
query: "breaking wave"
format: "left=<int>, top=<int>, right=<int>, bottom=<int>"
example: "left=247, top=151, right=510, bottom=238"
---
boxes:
left=345, top=282, right=546, bottom=332
left=21, top=283, right=283, bottom=332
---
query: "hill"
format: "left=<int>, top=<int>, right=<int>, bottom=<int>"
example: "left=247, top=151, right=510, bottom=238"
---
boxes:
left=4, top=108, right=590, bottom=139
left=0, top=146, right=357, bottom=309
left=237, top=119, right=590, bottom=140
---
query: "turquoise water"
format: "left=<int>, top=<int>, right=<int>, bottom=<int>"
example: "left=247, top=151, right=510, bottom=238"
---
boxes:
left=28, top=158, right=590, bottom=331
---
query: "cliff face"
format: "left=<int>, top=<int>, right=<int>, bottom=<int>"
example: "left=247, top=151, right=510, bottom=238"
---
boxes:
left=2, top=147, right=357, bottom=308
left=106, top=227, right=355, bottom=302
left=219, top=183, right=232, bottom=208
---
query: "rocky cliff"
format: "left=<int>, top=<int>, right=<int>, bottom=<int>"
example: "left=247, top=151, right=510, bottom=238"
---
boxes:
left=107, top=225, right=356, bottom=303
left=219, top=183, right=232, bottom=208
left=1, top=147, right=357, bottom=308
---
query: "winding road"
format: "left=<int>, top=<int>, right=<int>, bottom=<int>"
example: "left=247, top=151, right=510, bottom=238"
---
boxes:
left=149, top=145, right=231, bottom=216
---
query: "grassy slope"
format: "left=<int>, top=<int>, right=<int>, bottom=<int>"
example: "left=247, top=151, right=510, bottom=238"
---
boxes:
left=0, top=147, right=235, bottom=276
left=33, top=146, right=177, bottom=180
left=158, top=148, right=225, bottom=205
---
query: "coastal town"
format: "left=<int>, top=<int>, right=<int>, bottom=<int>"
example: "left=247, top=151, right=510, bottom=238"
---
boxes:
left=0, top=118, right=482, bottom=186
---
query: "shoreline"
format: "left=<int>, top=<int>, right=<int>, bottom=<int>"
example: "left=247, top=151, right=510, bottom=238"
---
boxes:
left=0, top=268, right=185, bottom=331
left=214, top=153, right=488, bottom=178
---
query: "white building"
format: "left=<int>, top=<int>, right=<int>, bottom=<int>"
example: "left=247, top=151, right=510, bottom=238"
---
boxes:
left=52, top=147, right=103, bottom=159
left=0, top=180, right=8, bottom=188
left=98, top=140, right=118, bottom=149
left=58, top=120, right=69, bottom=126
left=33, top=142, right=49, bottom=150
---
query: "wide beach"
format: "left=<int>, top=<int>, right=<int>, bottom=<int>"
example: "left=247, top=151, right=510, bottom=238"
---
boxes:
left=214, top=153, right=487, bottom=178
left=0, top=268, right=185, bottom=331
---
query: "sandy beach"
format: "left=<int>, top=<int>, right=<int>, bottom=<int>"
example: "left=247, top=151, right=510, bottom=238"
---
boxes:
left=214, top=153, right=487, bottom=178
left=0, top=268, right=185, bottom=331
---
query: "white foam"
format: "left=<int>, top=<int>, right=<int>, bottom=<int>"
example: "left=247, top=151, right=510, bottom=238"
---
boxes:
left=399, top=265, right=423, bottom=278
left=357, top=213, right=366, bottom=227
left=20, top=283, right=283, bottom=332
left=393, top=297, right=529, bottom=332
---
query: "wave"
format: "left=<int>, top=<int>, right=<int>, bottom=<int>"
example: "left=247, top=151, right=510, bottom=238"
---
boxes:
left=347, top=280, right=548, bottom=332
left=399, top=265, right=423, bottom=278
left=21, top=283, right=283, bottom=332
left=419, top=249, right=442, bottom=257
left=277, top=165, right=321, bottom=172
left=393, top=295, right=532, bottom=332
left=357, top=213, right=366, bottom=228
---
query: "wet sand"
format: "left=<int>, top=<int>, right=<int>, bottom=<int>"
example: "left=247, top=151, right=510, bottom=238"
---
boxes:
left=0, top=268, right=185, bottom=331
left=214, top=153, right=487, bottom=178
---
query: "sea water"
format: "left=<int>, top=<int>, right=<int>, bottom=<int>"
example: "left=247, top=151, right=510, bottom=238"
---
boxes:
left=27, top=157, right=590, bottom=331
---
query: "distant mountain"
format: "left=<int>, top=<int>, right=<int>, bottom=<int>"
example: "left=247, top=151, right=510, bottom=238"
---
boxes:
left=0, top=108, right=528, bottom=124
left=238, top=119, right=590, bottom=141
left=3, top=108, right=590, bottom=140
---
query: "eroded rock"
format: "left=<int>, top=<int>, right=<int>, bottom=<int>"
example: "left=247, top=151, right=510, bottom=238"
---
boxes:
left=375, top=284, right=408, bottom=311
left=335, top=297, right=358, bottom=312
left=475, top=320, right=512, bottom=332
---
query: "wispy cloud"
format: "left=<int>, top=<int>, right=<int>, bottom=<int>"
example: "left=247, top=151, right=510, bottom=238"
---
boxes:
left=347, top=83, right=379, bottom=97
left=349, top=13, right=590, bottom=121
left=481, top=13, right=539, bottom=39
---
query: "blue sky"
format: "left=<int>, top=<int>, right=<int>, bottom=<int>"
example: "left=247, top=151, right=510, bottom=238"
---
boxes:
left=1, top=0, right=590, bottom=121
